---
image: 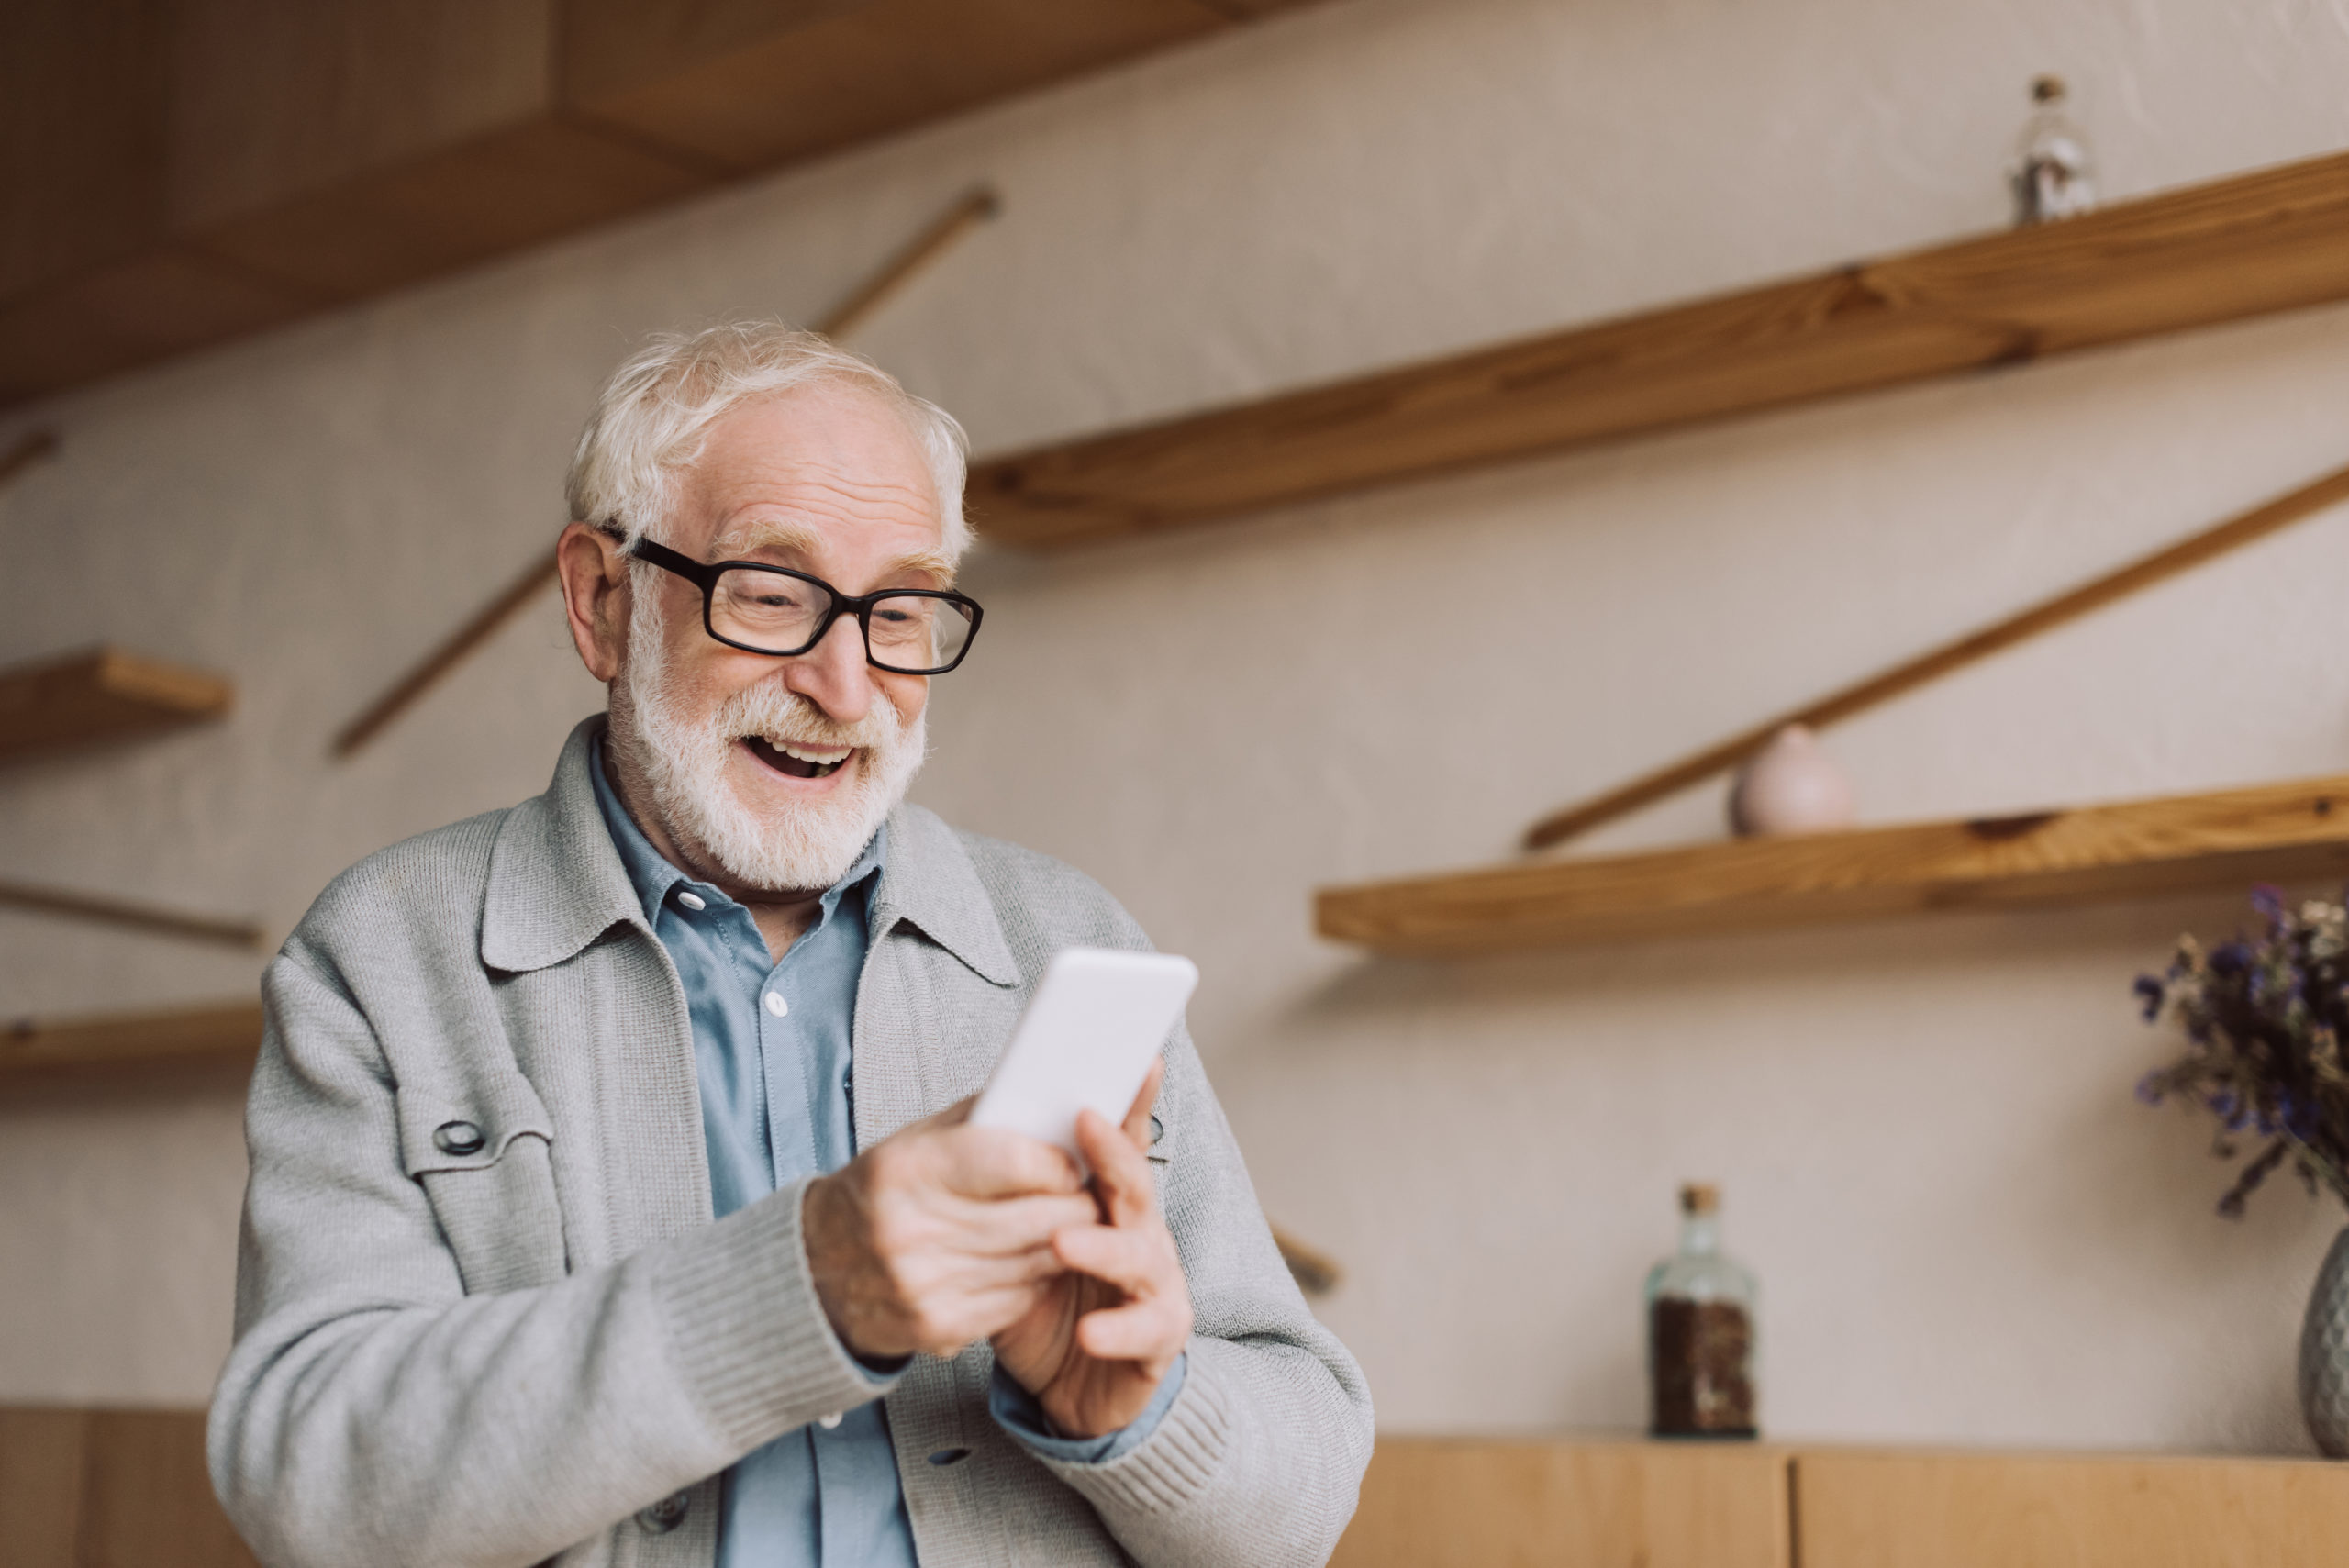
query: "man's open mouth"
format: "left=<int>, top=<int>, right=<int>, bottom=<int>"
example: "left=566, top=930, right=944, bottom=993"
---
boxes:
left=744, top=735, right=852, bottom=779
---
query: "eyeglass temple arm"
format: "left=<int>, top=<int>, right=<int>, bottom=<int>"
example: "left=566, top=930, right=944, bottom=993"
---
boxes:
left=623, top=537, right=717, bottom=584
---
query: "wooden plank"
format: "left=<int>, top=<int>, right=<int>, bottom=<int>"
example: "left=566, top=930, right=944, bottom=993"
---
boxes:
left=1317, top=773, right=2349, bottom=956
left=562, top=0, right=1235, bottom=172
left=1522, top=457, right=2349, bottom=850
left=164, top=0, right=555, bottom=231
left=0, top=646, right=233, bottom=764
left=0, top=1002, right=265, bottom=1083
left=329, top=549, right=561, bottom=757
left=1796, top=1447, right=2349, bottom=1568
left=0, top=1407, right=91, bottom=1568
left=191, top=117, right=716, bottom=302
left=816, top=185, right=1001, bottom=339
left=0, top=0, right=169, bottom=303
left=968, top=150, right=2349, bottom=546
left=0, top=881, right=265, bottom=951
left=0, top=247, right=314, bottom=405
left=1269, top=1221, right=1343, bottom=1296
left=1328, top=1434, right=1789, bottom=1568
left=77, top=1409, right=260, bottom=1568
left=0, top=0, right=1279, bottom=406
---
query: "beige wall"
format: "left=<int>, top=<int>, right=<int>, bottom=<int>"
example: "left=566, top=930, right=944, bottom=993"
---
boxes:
left=6, top=0, right=2349, bottom=1452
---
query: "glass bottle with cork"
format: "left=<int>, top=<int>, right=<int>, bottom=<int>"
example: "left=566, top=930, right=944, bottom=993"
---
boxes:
left=2009, top=74, right=2097, bottom=225
left=1645, top=1183, right=1759, bottom=1439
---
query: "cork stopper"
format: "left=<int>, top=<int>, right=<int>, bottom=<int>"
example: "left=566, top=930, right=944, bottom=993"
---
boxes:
left=2032, top=74, right=2065, bottom=105
left=1679, top=1183, right=1720, bottom=1216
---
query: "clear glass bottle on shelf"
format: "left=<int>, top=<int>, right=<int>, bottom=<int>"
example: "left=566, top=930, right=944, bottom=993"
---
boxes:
left=1645, top=1183, right=1760, bottom=1439
left=2010, top=74, right=2097, bottom=225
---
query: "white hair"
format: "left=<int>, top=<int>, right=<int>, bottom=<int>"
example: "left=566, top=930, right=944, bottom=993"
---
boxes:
left=565, top=321, right=972, bottom=561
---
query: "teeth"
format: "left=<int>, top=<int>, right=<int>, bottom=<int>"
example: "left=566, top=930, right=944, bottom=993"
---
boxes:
left=774, top=740, right=852, bottom=763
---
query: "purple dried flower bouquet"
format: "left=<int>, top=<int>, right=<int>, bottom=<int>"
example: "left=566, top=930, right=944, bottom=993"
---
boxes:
left=2136, top=886, right=2349, bottom=1217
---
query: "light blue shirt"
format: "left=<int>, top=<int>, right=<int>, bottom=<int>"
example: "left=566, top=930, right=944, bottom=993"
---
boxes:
left=590, top=746, right=1181, bottom=1565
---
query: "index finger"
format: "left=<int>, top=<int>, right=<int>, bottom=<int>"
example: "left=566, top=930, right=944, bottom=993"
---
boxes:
left=1120, top=1058, right=1164, bottom=1150
left=1074, top=1106, right=1157, bottom=1229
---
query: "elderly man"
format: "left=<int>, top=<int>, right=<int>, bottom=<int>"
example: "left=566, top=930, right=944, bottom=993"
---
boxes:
left=208, top=325, right=1372, bottom=1567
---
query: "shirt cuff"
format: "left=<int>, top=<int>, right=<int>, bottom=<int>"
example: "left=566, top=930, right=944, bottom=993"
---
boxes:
left=986, top=1352, right=1187, bottom=1464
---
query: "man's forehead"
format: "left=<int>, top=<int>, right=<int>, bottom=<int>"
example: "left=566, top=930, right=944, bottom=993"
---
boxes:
left=675, top=386, right=944, bottom=554
left=700, top=381, right=918, bottom=463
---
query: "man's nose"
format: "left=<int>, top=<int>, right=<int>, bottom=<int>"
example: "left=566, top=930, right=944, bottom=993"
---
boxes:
left=781, top=612, right=873, bottom=722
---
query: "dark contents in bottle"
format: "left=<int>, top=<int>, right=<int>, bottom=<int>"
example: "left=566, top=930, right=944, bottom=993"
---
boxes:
left=1650, top=1296, right=1756, bottom=1437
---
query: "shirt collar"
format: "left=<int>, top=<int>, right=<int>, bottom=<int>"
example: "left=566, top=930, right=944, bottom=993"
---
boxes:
left=481, top=716, right=1013, bottom=983
left=588, top=735, right=886, bottom=932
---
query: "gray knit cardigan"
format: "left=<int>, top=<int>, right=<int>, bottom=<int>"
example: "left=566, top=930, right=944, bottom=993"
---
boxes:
left=208, top=719, right=1372, bottom=1568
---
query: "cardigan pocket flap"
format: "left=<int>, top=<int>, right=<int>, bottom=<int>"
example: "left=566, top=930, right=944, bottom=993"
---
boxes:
left=395, top=1076, right=555, bottom=1177
left=395, top=1077, right=567, bottom=1293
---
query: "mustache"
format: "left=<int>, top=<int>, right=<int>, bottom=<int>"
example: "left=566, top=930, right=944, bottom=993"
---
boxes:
left=710, top=675, right=906, bottom=751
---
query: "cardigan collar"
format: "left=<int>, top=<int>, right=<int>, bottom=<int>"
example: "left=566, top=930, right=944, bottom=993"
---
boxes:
left=482, top=716, right=1019, bottom=988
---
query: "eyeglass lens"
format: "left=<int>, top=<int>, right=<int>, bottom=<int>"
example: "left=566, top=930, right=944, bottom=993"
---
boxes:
left=710, top=568, right=974, bottom=671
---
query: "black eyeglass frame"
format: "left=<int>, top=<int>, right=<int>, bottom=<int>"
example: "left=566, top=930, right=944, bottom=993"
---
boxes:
left=624, top=536, right=984, bottom=674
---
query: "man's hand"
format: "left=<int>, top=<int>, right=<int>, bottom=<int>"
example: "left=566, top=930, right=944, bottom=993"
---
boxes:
left=990, top=1062, right=1195, bottom=1439
left=803, top=1102, right=1100, bottom=1362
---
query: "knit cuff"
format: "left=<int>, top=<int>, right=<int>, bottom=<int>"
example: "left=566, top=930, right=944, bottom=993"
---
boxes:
left=1031, top=1338, right=1236, bottom=1517
left=651, top=1174, right=899, bottom=1451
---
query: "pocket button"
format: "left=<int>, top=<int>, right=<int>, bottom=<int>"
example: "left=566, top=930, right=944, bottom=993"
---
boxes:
left=432, top=1120, right=485, bottom=1156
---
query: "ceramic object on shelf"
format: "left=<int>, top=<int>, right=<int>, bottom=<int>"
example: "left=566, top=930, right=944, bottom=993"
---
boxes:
left=1727, top=725, right=1855, bottom=838
left=2301, top=1226, right=2349, bottom=1457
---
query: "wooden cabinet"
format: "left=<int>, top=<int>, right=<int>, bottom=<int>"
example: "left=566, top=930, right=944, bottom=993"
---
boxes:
left=0, top=1407, right=256, bottom=1568
left=1332, top=1435, right=2349, bottom=1568
left=11, top=1411, right=2344, bottom=1565
left=1330, top=1435, right=1791, bottom=1568
left=1796, top=1447, right=2349, bottom=1568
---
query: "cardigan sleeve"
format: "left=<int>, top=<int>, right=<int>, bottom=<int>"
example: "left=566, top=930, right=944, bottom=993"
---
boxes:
left=207, top=946, right=894, bottom=1568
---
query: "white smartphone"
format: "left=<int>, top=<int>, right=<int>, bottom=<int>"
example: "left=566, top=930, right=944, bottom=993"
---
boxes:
left=968, top=947, right=1198, bottom=1163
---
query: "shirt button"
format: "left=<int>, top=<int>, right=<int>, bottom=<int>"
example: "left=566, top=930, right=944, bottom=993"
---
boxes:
left=675, top=890, right=707, bottom=912
left=764, top=992, right=788, bottom=1018
left=637, top=1490, right=690, bottom=1533
left=818, top=1410, right=843, bottom=1429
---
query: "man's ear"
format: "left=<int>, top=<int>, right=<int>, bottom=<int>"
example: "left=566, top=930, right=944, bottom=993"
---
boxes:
left=556, top=521, right=630, bottom=684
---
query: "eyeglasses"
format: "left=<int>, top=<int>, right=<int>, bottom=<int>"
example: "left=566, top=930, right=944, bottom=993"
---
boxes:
left=626, top=538, right=983, bottom=674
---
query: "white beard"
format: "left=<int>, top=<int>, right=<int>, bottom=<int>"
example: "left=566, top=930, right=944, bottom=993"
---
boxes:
left=613, top=583, right=926, bottom=892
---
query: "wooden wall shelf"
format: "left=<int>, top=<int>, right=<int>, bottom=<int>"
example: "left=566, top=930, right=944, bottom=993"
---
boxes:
left=1, top=1001, right=262, bottom=1083
left=0, top=646, right=233, bottom=764
left=1331, top=1435, right=2349, bottom=1568
left=972, top=149, right=2349, bottom=547
left=1316, top=773, right=2349, bottom=956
